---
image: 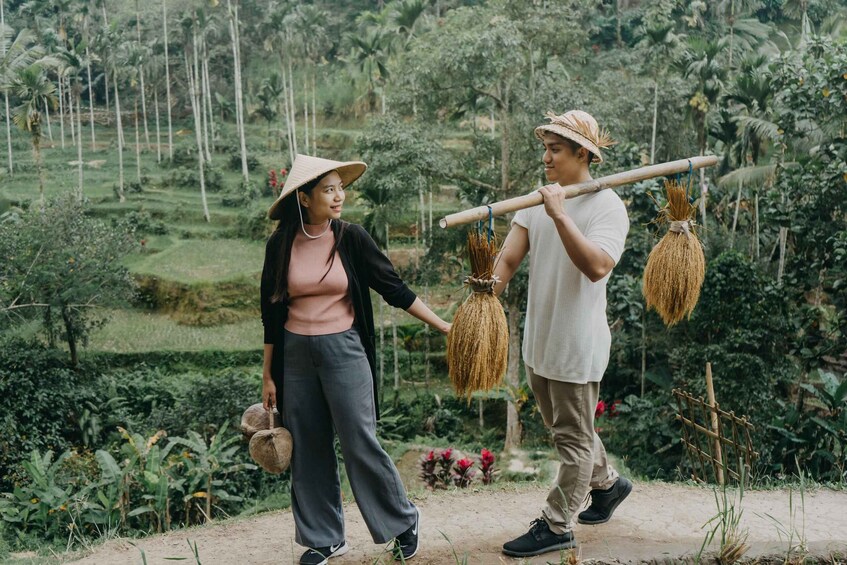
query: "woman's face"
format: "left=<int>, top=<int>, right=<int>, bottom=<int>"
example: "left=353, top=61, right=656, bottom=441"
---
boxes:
left=299, top=171, right=346, bottom=224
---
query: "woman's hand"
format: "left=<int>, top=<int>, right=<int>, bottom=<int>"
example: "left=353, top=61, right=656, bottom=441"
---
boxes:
left=262, top=375, right=277, bottom=411
left=439, top=322, right=452, bottom=336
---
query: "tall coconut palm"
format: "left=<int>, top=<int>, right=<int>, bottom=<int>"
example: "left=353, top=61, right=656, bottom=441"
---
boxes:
left=225, top=0, right=248, bottom=183
left=637, top=23, right=684, bottom=164
left=11, top=63, right=57, bottom=203
left=1, top=24, right=49, bottom=175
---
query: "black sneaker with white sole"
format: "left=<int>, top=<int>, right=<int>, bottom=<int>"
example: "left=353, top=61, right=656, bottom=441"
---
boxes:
left=299, top=541, right=349, bottom=565
left=392, top=506, right=421, bottom=561
left=502, top=518, right=577, bottom=557
left=577, top=476, right=633, bottom=525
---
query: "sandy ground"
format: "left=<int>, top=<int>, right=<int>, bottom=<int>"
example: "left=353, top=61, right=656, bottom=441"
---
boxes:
left=63, top=482, right=847, bottom=564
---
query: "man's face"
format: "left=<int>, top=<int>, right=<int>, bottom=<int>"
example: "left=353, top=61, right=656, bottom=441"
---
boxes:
left=541, top=132, right=589, bottom=185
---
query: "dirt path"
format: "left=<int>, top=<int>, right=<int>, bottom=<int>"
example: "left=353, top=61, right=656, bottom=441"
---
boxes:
left=63, top=482, right=847, bottom=564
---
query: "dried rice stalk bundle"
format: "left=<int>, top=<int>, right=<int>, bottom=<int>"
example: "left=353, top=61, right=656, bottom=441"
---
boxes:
left=642, top=179, right=706, bottom=325
left=447, top=231, right=509, bottom=399
left=248, top=408, right=293, bottom=474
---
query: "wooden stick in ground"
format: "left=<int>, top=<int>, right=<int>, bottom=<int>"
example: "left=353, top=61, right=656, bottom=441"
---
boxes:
left=705, top=362, right=725, bottom=485
left=439, top=155, right=719, bottom=229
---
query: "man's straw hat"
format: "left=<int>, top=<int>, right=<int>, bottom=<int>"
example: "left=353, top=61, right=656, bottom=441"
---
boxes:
left=534, top=110, right=615, bottom=164
left=268, top=154, right=367, bottom=220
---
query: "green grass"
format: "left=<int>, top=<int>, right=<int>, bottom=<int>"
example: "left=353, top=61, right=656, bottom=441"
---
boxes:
left=125, top=239, right=264, bottom=284
left=89, top=309, right=261, bottom=353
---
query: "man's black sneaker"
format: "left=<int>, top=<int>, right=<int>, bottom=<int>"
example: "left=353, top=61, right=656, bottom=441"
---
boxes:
left=392, top=506, right=421, bottom=561
left=502, top=518, right=577, bottom=557
left=577, top=476, right=633, bottom=525
left=299, top=541, right=349, bottom=565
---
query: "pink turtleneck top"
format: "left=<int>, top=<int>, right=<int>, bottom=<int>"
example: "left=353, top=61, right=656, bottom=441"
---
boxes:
left=284, top=221, right=355, bottom=335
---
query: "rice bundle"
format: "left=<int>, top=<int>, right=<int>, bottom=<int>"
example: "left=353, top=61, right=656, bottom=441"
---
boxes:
left=642, top=179, right=706, bottom=325
left=248, top=408, right=293, bottom=474
left=447, top=231, right=509, bottom=399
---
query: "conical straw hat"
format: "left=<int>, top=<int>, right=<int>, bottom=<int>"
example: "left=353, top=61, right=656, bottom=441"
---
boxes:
left=268, top=154, right=367, bottom=219
left=534, top=110, right=615, bottom=164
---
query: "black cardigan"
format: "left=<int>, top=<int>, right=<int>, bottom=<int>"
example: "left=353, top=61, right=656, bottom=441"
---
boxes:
left=260, top=221, right=416, bottom=417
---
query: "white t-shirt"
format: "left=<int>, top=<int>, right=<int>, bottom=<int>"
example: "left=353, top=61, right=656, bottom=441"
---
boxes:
left=512, top=186, right=629, bottom=383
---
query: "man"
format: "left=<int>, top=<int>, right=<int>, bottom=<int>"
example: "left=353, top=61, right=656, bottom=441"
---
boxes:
left=496, top=110, right=632, bottom=557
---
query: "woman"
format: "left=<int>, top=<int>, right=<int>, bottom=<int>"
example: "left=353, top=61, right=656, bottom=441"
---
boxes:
left=260, top=154, right=450, bottom=565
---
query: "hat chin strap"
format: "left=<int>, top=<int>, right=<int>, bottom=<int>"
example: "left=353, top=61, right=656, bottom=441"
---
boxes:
left=296, top=188, right=332, bottom=239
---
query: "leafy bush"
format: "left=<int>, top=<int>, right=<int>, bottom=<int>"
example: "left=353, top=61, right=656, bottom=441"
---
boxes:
left=0, top=340, right=93, bottom=491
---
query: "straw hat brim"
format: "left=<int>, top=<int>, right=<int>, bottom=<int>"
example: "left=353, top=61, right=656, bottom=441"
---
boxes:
left=268, top=155, right=367, bottom=220
left=534, top=125, right=604, bottom=164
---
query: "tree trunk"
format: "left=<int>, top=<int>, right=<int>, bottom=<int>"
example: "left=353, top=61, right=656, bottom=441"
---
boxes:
left=134, top=99, right=141, bottom=182
left=777, top=227, right=788, bottom=283
left=163, top=0, right=173, bottom=160
left=68, top=78, right=76, bottom=146
left=303, top=90, right=309, bottom=154
left=288, top=59, right=298, bottom=156
left=226, top=0, right=248, bottom=183
left=4, top=92, right=13, bottom=174
left=186, top=38, right=210, bottom=222
left=44, top=99, right=53, bottom=142
left=58, top=75, right=65, bottom=148
left=135, top=0, right=150, bottom=151
left=33, top=135, right=45, bottom=203
left=730, top=181, right=742, bottom=247
left=77, top=91, right=83, bottom=200
left=503, top=287, right=523, bottom=451
left=311, top=73, right=317, bottom=154
left=281, top=63, right=294, bottom=164
left=114, top=68, right=125, bottom=202
left=154, top=87, right=161, bottom=163
left=650, top=78, right=658, bottom=164
left=85, top=45, right=96, bottom=150
left=753, top=189, right=760, bottom=260
left=200, top=38, right=211, bottom=163
left=61, top=305, right=78, bottom=367
left=202, top=40, right=214, bottom=157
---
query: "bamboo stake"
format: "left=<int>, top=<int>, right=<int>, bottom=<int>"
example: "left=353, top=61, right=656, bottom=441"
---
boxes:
left=705, top=362, right=724, bottom=485
left=440, top=155, right=718, bottom=228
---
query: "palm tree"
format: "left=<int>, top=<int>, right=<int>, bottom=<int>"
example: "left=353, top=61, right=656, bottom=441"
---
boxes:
left=0, top=24, right=48, bottom=175
left=225, top=0, right=248, bottom=184
left=637, top=23, right=684, bottom=164
left=253, top=74, right=282, bottom=149
left=346, top=27, right=393, bottom=113
left=57, top=38, right=87, bottom=198
left=11, top=63, right=57, bottom=203
left=162, top=0, right=173, bottom=160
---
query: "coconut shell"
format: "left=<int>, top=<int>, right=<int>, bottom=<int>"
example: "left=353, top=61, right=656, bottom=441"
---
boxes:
left=240, top=403, right=282, bottom=440
left=249, top=427, right=293, bottom=474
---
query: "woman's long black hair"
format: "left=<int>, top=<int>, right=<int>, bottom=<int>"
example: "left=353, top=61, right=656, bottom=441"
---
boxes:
left=269, top=171, right=347, bottom=303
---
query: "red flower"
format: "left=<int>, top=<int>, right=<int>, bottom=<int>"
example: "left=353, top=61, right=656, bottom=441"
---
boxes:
left=595, top=400, right=606, bottom=419
left=280, top=168, right=288, bottom=176
left=441, top=448, right=453, bottom=461
left=425, top=450, right=435, bottom=462
left=480, top=449, right=495, bottom=469
left=456, top=458, right=474, bottom=473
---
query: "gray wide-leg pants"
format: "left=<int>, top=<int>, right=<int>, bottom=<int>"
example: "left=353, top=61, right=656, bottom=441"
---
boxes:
left=282, top=327, right=417, bottom=548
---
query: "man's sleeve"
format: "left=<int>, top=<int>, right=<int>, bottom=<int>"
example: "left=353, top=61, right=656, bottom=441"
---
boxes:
left=584, top=196, right=630, bottom=265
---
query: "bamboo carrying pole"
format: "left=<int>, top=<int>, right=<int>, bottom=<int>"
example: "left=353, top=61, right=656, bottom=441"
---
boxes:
left=439, top=156, right=719, bottom=229
left=705, top=362, right=724, bottom=485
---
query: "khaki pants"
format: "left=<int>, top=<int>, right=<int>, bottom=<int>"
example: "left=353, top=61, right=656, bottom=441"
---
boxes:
left=527, top=364, right=619, bottom=534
